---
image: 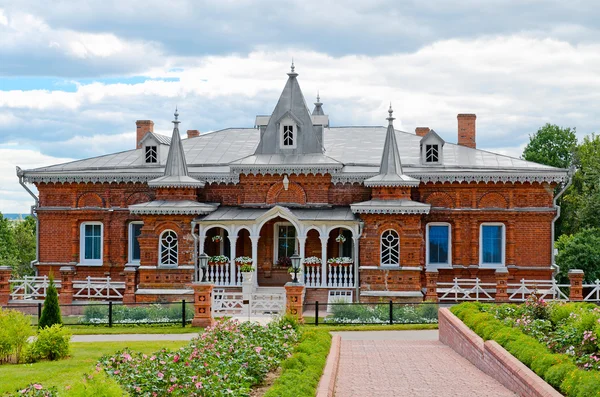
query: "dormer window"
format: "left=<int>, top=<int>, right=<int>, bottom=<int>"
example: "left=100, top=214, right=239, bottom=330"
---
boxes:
left=425, top=144, right=439, bottom=163
left=283, top=125, right=294, bottom=146
left=145, top=146, right=158, bottom=163
left=279, top=117, right=297, bottom=149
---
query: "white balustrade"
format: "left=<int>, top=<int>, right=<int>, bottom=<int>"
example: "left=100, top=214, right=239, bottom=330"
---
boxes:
left=206, top=263, right=231, bottom=286
left=303, top=265, right=321, bottom=287
left=327, top=265, right=354, bottom=288
left=437, top=278, right=495, bottom=301
left=73, top=276, right=125, bottom=299
left=10, top=275, right=61, bottom=300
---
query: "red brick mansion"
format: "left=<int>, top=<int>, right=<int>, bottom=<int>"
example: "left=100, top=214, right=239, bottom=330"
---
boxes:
left=15, top=65, right=568, bottom=303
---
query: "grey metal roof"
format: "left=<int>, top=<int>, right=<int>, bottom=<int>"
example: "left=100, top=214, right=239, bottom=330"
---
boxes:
left=129, top=200, right=218, bottom=215
left=350, top=199, right=431, bottom=214
left=364, top=106, right=420, bottom=188
left=139, top=132, right=172, bottom=146
left=198, top=206, right=357, bottom=222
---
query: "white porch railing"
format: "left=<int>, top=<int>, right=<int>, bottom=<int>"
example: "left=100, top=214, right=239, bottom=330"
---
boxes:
left=584, top=280, right=600, bottom=302
left=437, top=278, right=495, bottom=301
left=205, top=263, right=233, bottom=286
left=304, top=265, right=355, bottom=288
left=72, top=276, right=125, bottom=300
left=508, top=278, right=569, bottom=302
left=10, top=276, right=61, bottom=300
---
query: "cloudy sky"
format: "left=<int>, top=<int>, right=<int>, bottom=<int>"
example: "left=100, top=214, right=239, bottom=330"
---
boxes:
left=1, top=0, right=599, bottom=213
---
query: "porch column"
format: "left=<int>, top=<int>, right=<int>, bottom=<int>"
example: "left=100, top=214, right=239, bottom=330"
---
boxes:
left=298, top=235, right=306, bottom=285
left=250, top=235, right=260, bottom=287
left=353, top=236, right=360, bottom=302
left=229, top=235, right=238, bottom=286
left=198, top=227, right=206, bottom=255
left=320, top=236, right=328, bottom=287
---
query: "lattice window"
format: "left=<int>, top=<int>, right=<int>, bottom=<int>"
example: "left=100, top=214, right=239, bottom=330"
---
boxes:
left=275, top=224, right=297, bottom=260
left=145, top=146, right=158, bottom=163
left=283, top=125, right=294, bottom=147
left=425, top=144, right=439, bottom=163
left=160, top=230, right=178, bottom=266
left=380, top=229, right=400, bottom=266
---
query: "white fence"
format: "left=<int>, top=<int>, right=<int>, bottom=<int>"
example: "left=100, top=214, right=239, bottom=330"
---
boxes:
left=304, top=265, right=355, bottom=288
left=212, top=289, right=285, bottom=317
left=436, top=277, right=600, bottom=303
left=9, top=275, right=124, bottom=301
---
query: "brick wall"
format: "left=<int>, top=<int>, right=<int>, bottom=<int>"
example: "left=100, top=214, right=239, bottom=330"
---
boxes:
left=439, top=308, right=561, bottom=397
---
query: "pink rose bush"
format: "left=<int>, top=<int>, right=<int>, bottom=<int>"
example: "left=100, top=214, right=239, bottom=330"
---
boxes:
left=99, top=319, right=298, bottom=396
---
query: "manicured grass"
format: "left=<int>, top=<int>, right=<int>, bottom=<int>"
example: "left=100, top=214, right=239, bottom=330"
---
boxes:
left=67, top=324, right=202, bottom=335
left=0, top=340, right=188, bottom=395
left=264, top=328, right=332, bottom=397
left=303, top=323, right=438, bottom=331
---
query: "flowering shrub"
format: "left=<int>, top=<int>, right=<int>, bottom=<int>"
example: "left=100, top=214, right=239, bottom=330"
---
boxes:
left=15, top=383, right=58, bottom=396
left=325, top=303, right=438, bottom=324
left=100, top=319, right=298, bottom=396
left=302, top=256, right=321, bottom=266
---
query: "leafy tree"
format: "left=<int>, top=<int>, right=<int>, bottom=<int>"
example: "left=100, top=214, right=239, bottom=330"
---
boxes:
left=555, top=228, right=600, bottom=283
left=11, top=216, right=36, bottom=277
left=523, top=124, right=577, bottom=169
left=0, top=213, right=16, bottom=268
left=39, top=274, right=62, bottom=329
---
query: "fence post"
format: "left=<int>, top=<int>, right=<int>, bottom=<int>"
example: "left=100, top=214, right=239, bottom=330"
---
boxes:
left=315, top=301, right=319, bottom=326
left=108, top=301, right=113, bottom=328
left=495, top=268, right=510, bottom=302
left=425, top=269, right=439, bottom=302
left=182, top=300, right=186, bottom=327
left=0, top=266, right=11, bottom=306
left=123, top=266, right=137, bottom=304
left=37, top=302, right=42, bottom=323
left=284, top=282, right=305, bottom=323
left=569, top=269, right=585, bottom=301
left=389, top=300, right=393, bottom=325
left=187, top=282, right=215, bottom=327
left=59, top=266, right=75, bottom=305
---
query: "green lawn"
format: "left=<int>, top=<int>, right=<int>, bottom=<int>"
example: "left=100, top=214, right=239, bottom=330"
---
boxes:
left=0, top=340, right=188, bottom=395
left=68, top=324, right=202, bottom=335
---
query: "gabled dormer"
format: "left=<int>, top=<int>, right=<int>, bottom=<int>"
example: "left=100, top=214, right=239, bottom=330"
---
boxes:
left=254, top=63, right=324, bottom=155
left=420, top=129, right=445, bottom=165
left=139, top=132, right=171, bottom=165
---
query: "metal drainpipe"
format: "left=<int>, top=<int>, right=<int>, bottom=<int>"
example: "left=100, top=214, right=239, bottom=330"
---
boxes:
left=190, top=221, right=199, bottom=281
left=17, top=167, right=39, bottom=275
left=551, top=167, right=575, bottom=276
left=355, top=221, right=364, bottom=301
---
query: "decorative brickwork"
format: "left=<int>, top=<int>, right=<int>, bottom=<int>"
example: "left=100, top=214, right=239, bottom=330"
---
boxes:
left=58, top=266, right=75, bottom=305
left=123, top=266, right=137, bottom=304
left=285, top=283, right=305, bottom=321
left=425, top=270, right=439, bottom=301
left=188, top=282, right=215, bottom=327
left=495, top=268, right=509, bottom=302
left=568, top=269, right=584, bottom=301
left=266, top=180, right=307, bottom=205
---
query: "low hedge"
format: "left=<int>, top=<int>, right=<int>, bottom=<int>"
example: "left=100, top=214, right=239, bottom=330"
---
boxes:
left=263, top=328, right=332, bottom=397
left=451, top=303, right=600, bottom=396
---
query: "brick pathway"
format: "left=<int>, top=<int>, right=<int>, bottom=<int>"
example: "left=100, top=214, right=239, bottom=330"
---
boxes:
left=334, top=335, right=516, bottom=397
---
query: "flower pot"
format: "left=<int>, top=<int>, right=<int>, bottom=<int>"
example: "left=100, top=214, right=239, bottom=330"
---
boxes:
left=242, top=271, right=253, bottom=283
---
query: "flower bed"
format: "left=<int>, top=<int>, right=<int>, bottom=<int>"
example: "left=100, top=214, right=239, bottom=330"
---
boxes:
left=99, top=319, right=298, bottom=396
left=324, top=303, right=438, bottom=324
left=451, top=299, right=600, bottom=396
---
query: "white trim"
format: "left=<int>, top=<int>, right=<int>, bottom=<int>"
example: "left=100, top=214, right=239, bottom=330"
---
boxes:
left=380, top=229, right=400, bottom=267
left=273, top=222, right=298, bottom=264
left=479, top=223, right=506, bottom=268
left=79, top=222, right=103, bottom=266
left=159, top=229, right=178, bottom=267
left=128, top=221, right=143, bottom=265
left=426, top=222, right=452, bottom=269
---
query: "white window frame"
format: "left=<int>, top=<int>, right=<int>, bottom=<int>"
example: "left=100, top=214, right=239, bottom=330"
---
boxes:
left=279, top=118, right=297, bottom=149
left=380, top=229, right=400, bottom=267
left=273, top=222, right=298, bottom=263
left=128, top=221, right=143, bottom=265
left=426, top=223, right=452, bottom=269
left=479, top=223, right=506, bottom=268
left=159, top=229, right=178, bottom=267
left=145, top=145, right=158, bottom=163
left=79, top=222, right=103, bottom=266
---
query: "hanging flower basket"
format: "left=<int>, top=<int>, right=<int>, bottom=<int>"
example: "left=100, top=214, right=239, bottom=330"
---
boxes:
left=209, top=255, right=229, bottom=266
left=335, top=234, right=346, bottom=243
left=303, top=256, right=322, bottom=267
left=235, top=256, right=253, bottom=266
left=212, top=235, right=223, bottom=243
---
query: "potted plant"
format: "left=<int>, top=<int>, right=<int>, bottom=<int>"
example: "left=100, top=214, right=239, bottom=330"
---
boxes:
left=335, top=234, right=346, bottom=243
left=209, top=255, right=229, bottom=266
left=212, top=235, right=223, bottom=243
left=303, top=256, right=322, bottom=267
left=340, top=257, right=353, bottom=266
left=287, top=265, right=303, bottom=280
left=327, top=257, right=341, bottom=267
left=276, top=256, right=292, bottom=267
left=327, top=257, right=353, bottom=267
left=234, top=256, right=253, bottom=266
left=239, top=264, right=255, bottom=283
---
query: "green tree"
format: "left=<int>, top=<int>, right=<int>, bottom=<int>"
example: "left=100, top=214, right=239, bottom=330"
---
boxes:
left=0, top=213, right=17, bottom=269
left=555, top=228, right=600, bottom=283
left=11, top=216, right=36, bottom=277
left=523, top=124, right=577, bottom=169
left=39, top=274, right=62, bottom=329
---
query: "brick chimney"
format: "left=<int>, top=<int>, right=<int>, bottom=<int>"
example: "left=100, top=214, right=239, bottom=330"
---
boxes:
left=136, top=120, right=154, bottom=149
left=457, top=114, right=476, bottom=149
left=415, top=127, right=430, bottom=137
left=187, top=130, right=200, bottom=139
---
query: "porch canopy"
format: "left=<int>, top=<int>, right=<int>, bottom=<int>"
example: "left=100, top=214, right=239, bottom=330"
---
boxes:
left=194, top=205, right=361, bottom=287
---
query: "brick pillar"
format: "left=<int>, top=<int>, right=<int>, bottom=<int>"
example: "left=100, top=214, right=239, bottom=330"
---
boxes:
left=425, top=270, right=439, bottom=302
left=495, top=268, right=509, bottom=302
left=188, top=282, right=215, bottom=327
left=123, top=266, right=138, bottom=304
left=568, top=269, right=584, bottom=301
left=0, top=266, right=12, bottom=306
left=284, top=282, right=305, bottom=322
left=59, top=266, right=75, bottom=305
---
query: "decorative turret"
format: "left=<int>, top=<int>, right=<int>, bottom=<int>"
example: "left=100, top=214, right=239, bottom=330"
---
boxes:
left=312, top=93, right=324, bottom=116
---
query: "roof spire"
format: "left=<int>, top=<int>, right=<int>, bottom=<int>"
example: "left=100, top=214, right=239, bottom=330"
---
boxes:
left=287, top=59, right=298, bottom=78
left=387, top=103, right=394, bottom=126
left=312, top=91, right=325, bottom=116
left=317, top=91, right=320, bottom=103
left=173, top=106, right=179, bottom=124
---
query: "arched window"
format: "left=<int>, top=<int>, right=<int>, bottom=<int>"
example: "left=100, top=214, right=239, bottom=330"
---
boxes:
left=160, top=230, right=178, bottom=266
left=380, top=229, right=400, bottom=266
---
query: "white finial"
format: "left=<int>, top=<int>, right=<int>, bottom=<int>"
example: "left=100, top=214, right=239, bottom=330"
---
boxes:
left=387, top=103, right=395, bottom=125
left=317, top=91, right=320, bottom=103
left=173, top=107, right=180, bottom=124
left=291, top=59, right=295, bottom=73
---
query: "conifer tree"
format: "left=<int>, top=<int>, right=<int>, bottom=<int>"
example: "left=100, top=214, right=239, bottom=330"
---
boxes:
left=39, top=274, right=62, bottom=328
